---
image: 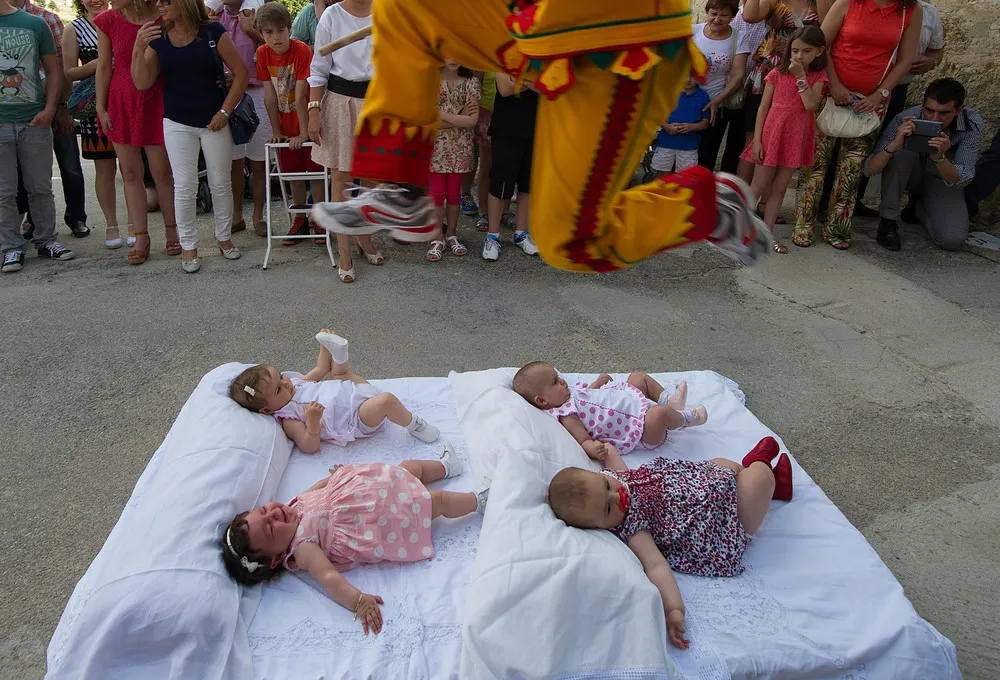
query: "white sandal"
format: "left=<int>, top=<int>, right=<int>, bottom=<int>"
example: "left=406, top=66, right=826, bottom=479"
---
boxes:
left=338, top=267, right=355, bottom=283
left=357, top=244, right=385, bottom=265
left=426, top=240, right=445, bottom=262
left=445, top=236, right=467, bottom=256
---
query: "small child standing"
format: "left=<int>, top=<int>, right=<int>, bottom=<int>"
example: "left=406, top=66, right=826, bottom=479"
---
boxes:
left=741, top=26, right=827, bottom=253
left=255, top=3, right=326, bottom=245
left=651, top=73, right=711, bottom=173
left=426, top=60, right=481, bottom=262
left=548, top=437, right=793, bottom=649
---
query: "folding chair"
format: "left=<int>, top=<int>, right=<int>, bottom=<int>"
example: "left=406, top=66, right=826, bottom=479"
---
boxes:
left=263, top=141, right=335, bottom=269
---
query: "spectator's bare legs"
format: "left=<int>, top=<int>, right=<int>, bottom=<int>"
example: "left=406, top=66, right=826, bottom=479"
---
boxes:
left=93, top=158, right=119, bottom=238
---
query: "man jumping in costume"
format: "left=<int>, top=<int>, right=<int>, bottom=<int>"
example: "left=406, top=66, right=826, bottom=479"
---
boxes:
left=311, top=0, right=771, bottom=273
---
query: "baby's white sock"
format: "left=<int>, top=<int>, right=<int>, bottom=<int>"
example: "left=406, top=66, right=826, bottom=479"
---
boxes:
left=407, top=414, right=440, bottom=443
left=315, top=331, right=350, bottom=364
left=438, top=440, right=463, bottom=478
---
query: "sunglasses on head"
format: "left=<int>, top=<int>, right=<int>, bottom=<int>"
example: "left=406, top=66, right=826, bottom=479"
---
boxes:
left=155, top=0, right=171, bottom=5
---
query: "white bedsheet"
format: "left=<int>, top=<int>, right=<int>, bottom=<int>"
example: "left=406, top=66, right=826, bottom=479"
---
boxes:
left=452, top=369, right=961, bottom=680
left=246, top=377, right=482, bottom=680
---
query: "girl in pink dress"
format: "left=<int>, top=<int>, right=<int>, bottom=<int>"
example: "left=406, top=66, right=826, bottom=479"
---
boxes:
left=513, top=362, right=708, bottom=459
left=94, top=0, right=177, bottom=265
left=548, top=437, right=793, bottom=650
left=222, top=452, right=487, bottom=634
left=741, top=26, right=828, bottom=253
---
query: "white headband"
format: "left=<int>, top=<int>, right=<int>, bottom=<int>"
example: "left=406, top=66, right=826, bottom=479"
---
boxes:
left=226, top=526, right=261, bottom=573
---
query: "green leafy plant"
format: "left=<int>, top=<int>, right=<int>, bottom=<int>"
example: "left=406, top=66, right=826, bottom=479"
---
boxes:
left=278, top=0, right=311, bottom=18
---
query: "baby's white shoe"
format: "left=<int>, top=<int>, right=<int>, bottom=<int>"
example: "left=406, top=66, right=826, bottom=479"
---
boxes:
left=407, top=414, right=439, bottom=443
left=315, top=331, right=350, bottom=364
left=475, top=487, right=490, bottom=515
left=438, top=439, right=463, bottom=478
left=680, top=406, right=708, bottom=427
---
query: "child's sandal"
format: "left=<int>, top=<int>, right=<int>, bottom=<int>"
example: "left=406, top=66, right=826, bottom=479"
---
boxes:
left=475, top=214, right=488, bottom=232
left=426, top=240, right=446, bottom=262
left=772, top=239, right=789, bottom=254
left=445, top=236, right=467, bottom=256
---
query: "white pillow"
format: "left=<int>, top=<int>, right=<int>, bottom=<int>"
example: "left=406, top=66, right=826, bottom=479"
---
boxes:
left=47, top=363, right=293, bottom=680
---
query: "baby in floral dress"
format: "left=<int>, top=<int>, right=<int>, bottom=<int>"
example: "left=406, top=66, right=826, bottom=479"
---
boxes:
left=222, top=448, right=487, bottom=635
left=425, top=60, right=482, bottom=262
left=513, top=362, right=708, bottom=460
left=548, top=437, right=793, bottom=649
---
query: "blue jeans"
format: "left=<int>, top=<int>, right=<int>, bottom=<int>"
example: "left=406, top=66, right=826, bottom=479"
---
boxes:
left=16, top=124, right=87, bottom=226
left=0, top=122, right=56, bottom=253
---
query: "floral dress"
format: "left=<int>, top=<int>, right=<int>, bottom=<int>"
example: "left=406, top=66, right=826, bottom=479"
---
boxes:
left=284, top=463, right=436, bottom=572
left=605, top=457, right=749, bottom=577
left=747, top=2, right=820, bottom=94
left=431, top=75, right=483, bottom=174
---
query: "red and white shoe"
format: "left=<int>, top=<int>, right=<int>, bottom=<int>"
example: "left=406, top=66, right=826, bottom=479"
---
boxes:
left=311, top=184, right=437, bottom=243
left=709, top=173, right=772, bottom=266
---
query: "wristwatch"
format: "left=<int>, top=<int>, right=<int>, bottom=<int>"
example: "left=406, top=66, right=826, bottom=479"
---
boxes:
left=879, top=88, right=890, bottom=99
left=219, top=108, right=230, bottom=119
left=307, top=101, right=322, bottom=111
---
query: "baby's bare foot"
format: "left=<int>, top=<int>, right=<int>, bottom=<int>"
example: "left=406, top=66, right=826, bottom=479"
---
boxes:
left=666, top=380, right=688, bottom=410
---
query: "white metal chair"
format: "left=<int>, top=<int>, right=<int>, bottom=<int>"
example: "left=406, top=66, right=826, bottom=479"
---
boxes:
left=263, top=141, right=335, bottom=269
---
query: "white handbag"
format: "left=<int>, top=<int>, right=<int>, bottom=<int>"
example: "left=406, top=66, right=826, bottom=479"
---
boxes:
left=816, top=8, right=906, bottom=138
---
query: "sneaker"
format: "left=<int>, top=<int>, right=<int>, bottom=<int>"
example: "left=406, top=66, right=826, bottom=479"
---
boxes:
left=482, top=237, right=500, bottom=261
left=438, top=439, right=464, bottom=478
left=406, top=414, right=440, bottom=443
left=36, top=241, right=75, bottom=261
left=2, top=250, right=25, bottom=273
left=283, top=215, right=310, bottom=246
left=709, top=173, right=771, bottom=266
left=513, top=231, right=539, bottom=255
left=311, top=184, right=437, bottom=243
left=460, top=194, right=478, bottom=216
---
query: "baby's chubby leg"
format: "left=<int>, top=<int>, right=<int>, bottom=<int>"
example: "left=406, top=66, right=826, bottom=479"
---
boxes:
left=358, top=392, right=440, bottom=442
left=735, top=462, right=775, bottom=535
left=627, top=371, right=665, bottom=401
left=400, top=441, right=464, bottom=481
left=641, top=404, right=709, bottom=445
left=430, top=489, right=488, bottom=518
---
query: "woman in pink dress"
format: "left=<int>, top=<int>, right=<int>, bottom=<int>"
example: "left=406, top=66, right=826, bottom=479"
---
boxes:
left=222, top=451, right=487, bottom=634
left=94, top=0, right=177, bottom=265
left=741, top=26, right=828, bottom=252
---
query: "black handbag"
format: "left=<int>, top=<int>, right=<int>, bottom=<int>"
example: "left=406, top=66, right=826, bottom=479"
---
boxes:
left=206, top=25, right=259, bottom=145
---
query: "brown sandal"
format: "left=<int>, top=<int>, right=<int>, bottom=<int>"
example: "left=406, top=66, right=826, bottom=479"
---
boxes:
left=165, top=224, right=182, bottom=256
left=128, top=231, right=151, bottom=265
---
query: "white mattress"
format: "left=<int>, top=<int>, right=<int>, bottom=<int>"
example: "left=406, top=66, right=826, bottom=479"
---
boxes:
left=452, top=369, right=962, bottom=680
left=246, top=377, right=481, bottom=680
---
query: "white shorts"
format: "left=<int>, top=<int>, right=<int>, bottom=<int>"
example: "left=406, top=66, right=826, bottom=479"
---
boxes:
left=232, top=86, right=272, bottom=163
left=651, top=147, right=698, bottom=173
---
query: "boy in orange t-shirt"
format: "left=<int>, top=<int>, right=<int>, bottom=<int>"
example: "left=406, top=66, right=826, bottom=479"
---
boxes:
left=255, top=2, right=326, bottom=244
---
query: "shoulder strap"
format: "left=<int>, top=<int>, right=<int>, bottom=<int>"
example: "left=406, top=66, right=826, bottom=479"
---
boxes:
left=880, top=7, right=907, bottom=86
left=205, top=24, right=230, bottom=96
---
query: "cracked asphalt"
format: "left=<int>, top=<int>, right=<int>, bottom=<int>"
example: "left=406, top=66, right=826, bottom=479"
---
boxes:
left=2, top=170, right=999, bottom=678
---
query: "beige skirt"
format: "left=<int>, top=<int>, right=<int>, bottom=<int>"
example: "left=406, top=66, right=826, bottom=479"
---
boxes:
left=311, top=90, right=364, bottom=173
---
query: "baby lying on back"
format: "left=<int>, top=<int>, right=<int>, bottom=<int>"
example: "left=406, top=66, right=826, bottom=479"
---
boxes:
left=513, top=362, right=708, bottom=459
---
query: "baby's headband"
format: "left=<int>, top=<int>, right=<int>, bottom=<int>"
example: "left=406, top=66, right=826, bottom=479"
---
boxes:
left=226, top=526, right=261, bottom=573
left=244, top=385, right=257, bottom=397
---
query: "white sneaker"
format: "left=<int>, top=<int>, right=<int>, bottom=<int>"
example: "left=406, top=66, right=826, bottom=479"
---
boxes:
left=407, top=414, right=439, bottom=443
left=315, top=331, right=350, bottom=364
left=438, top=439, right=463, bottom=478
left=311, top=184, right=437, bottom=243
left=482, top=237, right=500, bottom=261
left=514, top=231, right=539, bottom=255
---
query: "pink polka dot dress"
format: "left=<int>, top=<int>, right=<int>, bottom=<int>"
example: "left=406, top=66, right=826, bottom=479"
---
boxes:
left=547, top=381, right=650, bottom=454
left=606, top=457, right=749, bottom=578
left=283, top=463, right=435, bottom=572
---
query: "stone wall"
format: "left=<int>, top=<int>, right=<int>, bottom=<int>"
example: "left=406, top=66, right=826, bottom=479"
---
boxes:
left=691, top=0, right=1000, bottom=219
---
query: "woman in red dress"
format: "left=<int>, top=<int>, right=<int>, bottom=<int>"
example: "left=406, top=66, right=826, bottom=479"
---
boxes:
left=95, top=0, right=177, bottom=264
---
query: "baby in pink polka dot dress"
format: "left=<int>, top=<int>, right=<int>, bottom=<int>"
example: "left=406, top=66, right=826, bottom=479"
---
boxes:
left=221, top=442, right=487, bottom=635
left=513, top=362, right=708, bottom=460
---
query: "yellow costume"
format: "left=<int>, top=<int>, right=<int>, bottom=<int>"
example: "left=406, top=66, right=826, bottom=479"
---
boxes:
left=351, top=0, right=722, bottom=273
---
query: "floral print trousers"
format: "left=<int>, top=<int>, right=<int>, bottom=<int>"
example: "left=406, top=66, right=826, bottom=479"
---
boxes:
left=793, top=126, right=881, bottom=248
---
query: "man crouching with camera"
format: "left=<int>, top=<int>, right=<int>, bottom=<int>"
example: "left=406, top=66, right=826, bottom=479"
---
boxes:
left=863, top=77, right=984, bottom=251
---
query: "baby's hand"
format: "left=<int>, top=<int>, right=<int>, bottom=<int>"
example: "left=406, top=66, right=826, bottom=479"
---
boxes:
left=582, top=439, right=608, bottom=461
left=304, top=401, right=325, bottom=425
left=667, top=609, right=689, bottom=650
left=356, top=593, right=384, bottom=635
left=328, top=464, right=343, bottom=474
